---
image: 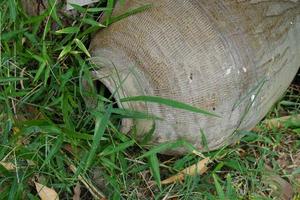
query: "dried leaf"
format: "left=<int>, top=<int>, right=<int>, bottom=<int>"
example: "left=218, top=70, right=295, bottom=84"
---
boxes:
left=262, top=165, right=294, bottom=200
left=0, top=161, right=15, bottom=170
left=253, top=114, right=300, bottom=132
left=161, top=157, right=210, bottom=185
left=265, top=114, right=300, bottom=128
left=73, top=182, right=81, bottom=200
left=35, top=182, right=59, bottom=200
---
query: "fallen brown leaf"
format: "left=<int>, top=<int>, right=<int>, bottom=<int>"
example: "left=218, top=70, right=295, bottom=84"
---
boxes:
left=263, top=165, right=294, bottom=200
left=73, top=182, right=81, bottom=200
left=253, top=114, right=300, bottom=131
left=35, top=182, right=59, bottom=200
left=0, top=161, right=15, bottom=170
left=161, top=157, right=210, bottom=185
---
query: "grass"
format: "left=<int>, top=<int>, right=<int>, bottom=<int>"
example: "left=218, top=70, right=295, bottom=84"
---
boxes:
left=0, top=0, right=300, bottom=199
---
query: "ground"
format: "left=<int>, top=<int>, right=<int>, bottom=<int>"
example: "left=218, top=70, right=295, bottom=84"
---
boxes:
left=0, top=1, right=299, bottom=199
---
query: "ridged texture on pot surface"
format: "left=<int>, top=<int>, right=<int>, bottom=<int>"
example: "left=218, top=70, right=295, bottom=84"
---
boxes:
left=89, top=0, right=300, bottom=154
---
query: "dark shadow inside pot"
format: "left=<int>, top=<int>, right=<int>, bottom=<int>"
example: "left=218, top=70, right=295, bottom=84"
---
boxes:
left=92, top=79, right=133, bottom=134
left=94, top=80, right=119, bottom=109
left=93, top=80, right=120, bottom=125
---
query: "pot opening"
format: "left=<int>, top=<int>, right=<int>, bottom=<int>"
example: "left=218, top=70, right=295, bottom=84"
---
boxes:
left=93, top=79, right=133, bottom=134
left=94, top=80, right=119, bottom=109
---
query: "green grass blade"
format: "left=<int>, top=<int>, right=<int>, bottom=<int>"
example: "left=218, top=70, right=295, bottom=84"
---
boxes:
left=141, top=123, right=156, bottom=145
left=87, top=7, right=112, bottom=12
left=213, top=174, right=225, bottom=200
left=138, top=140, right=186, bottom=159
left=121, top=96, right=219, bottom=117
left=0, top=77, right=28, bottom=84
left=55, top=27, right=80, bottom=34
left=8, top=0, right=16, bottom=22
left=58, top=45, right=72, bottom=59
left=225, top=174, right=236, bottom=198
left=111, top=108, right=162, bottom=120
left=69, top=3, right=86, bottom=12
left=84, top=106, right=112, bottom=171
left=74, top=38, right=91, bottom=57
left=100, top=140, right=135, bottom=156
left=148, top=154, right=162, bottom=190
left=81, top=18, right=106, bottom=27
left=104, top=0, right=114, bottom=25
left=109, top=4, right=152, bottom=24
left=41, top=135, right=64, bottom=169
left=33, top=61, right=46, bottom=82
left=1, top=29, right=27, bottom=41
left=48, top=0, right=62, bottom=27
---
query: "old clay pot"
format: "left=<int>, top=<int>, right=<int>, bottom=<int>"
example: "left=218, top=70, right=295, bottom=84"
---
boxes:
left=89, top=0, right=300, bottom=154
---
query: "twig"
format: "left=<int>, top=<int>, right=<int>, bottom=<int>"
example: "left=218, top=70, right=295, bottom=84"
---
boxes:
left=69, top=165, right=106, bottom=200
left=161, top=158, right=210, bottom=185
left=139, top=171, right=155, bottom=198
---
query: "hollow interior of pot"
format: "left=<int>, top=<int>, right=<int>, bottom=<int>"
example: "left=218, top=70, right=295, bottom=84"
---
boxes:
left=93, top=79, right=133, bottom=134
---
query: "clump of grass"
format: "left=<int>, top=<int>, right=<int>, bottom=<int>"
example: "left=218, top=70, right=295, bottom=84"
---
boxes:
left=0, top=0, right=299, bottom=199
